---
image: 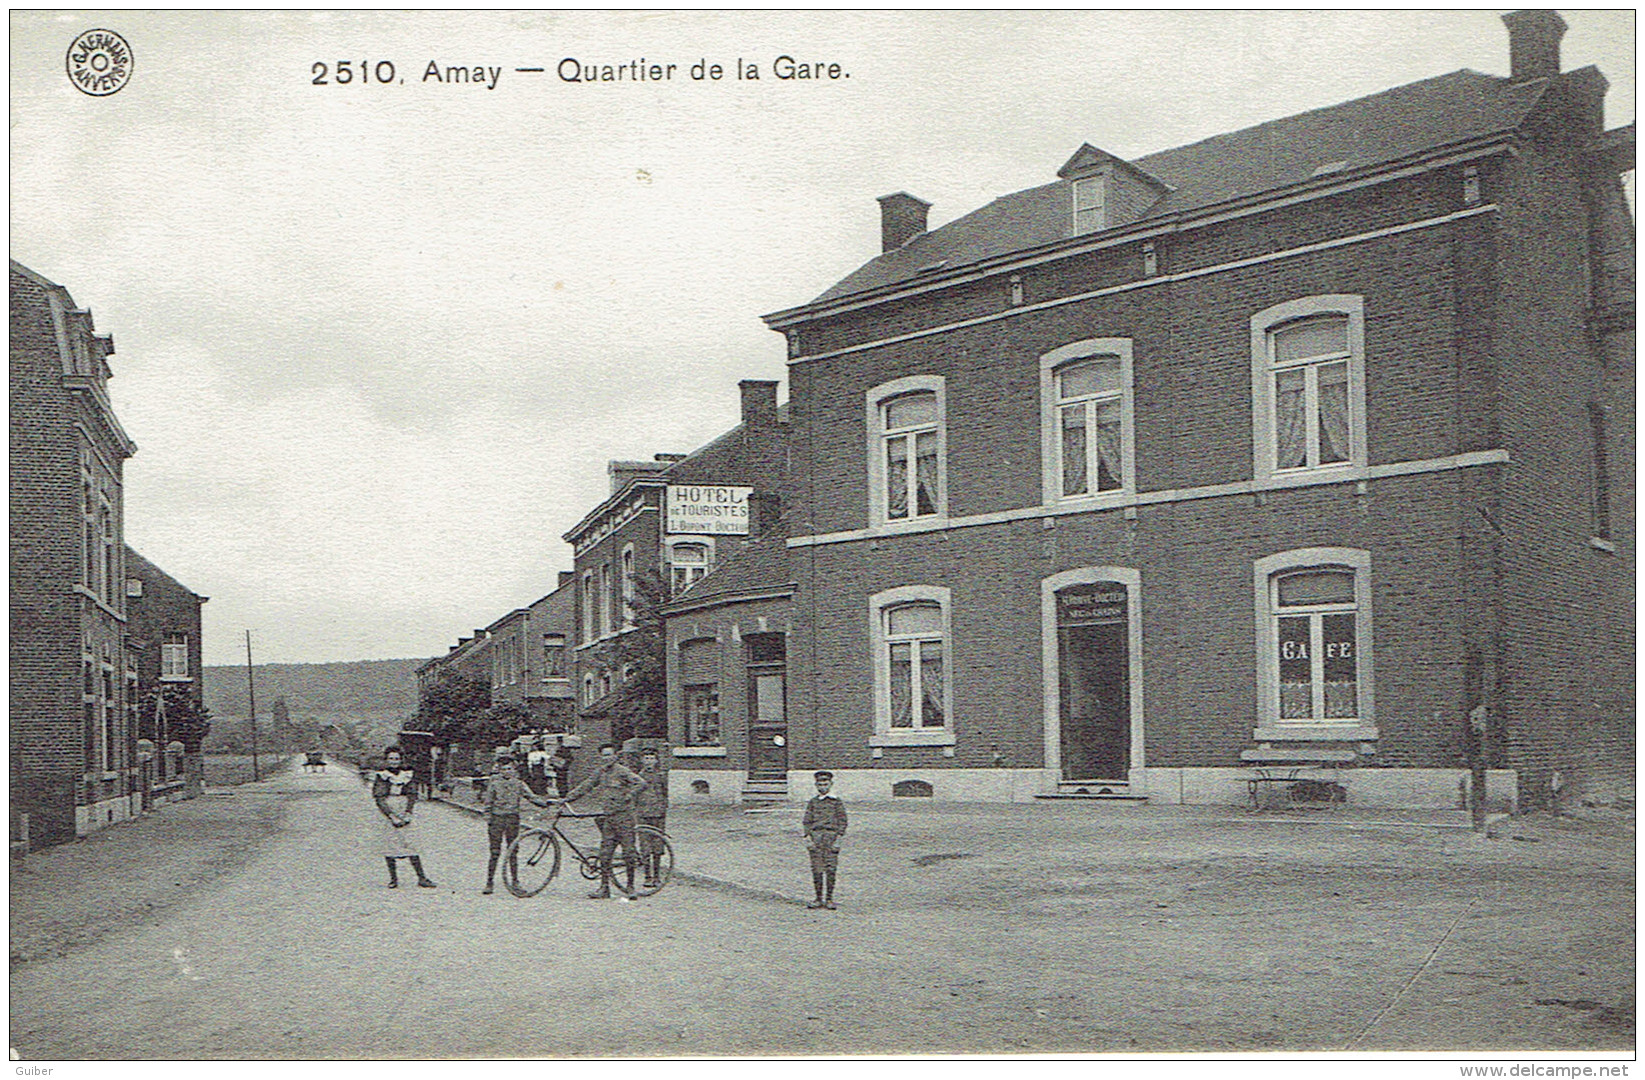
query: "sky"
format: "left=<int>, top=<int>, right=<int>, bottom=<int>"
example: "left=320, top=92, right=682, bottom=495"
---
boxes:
left=10, top=9, right=1635, bottom=665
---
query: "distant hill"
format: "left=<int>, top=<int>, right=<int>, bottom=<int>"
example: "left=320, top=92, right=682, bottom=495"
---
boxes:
left=203, top=658, right=429, bottom=751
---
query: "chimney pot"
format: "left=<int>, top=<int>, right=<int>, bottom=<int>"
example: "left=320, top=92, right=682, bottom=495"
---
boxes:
left=1502, top=10, right=1567, bottom=83
left=877, top=192, right=932, bottom=253
left=738, top=379, right=779, bottom=426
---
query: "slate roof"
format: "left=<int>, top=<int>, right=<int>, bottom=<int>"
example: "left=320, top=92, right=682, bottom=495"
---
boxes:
left=662, top=528, right=794, bottom=613
left=807, top=69, right=1551, bottom=306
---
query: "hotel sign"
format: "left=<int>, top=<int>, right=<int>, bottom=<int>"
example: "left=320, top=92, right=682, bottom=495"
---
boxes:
left=666, top=485, right=752, bottom=535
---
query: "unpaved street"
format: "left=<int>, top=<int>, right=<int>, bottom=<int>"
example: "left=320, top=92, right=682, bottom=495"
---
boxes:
left=9, top=763, right=1634, bottom=1058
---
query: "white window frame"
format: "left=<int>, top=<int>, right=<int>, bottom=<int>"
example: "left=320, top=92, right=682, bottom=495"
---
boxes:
left=664, top=536, right=715, bottom=596
left=1072, top=174, right=1106, bottom=235
left=620, top=544, right=636, bottom=628
left=1251, top=296, right=1367, bottom=483
left=580, top=571, right=595, bottom=644
left=1253, top=548, right=1375, bottom=732
left=866, top=375, right=947, bottom=529
left=598, top=563, right=612, bottom=638
left=160, top=633, right=189, bottom=681
left=868, top=585, right=955, bottom=747
left=1039, top=338, right=1136, bottom=507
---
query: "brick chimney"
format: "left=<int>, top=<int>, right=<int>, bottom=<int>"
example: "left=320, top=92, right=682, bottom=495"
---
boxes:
left=1502, top=10, right=1566, bottom=82
left=739, top=379, right=779, bottom=427
left=608, top=459, right=667, bottom=494
left=877, top=192, right=931, bottom=252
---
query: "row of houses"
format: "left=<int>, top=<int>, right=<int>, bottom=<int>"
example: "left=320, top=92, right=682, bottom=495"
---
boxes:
left=11, top=261, right=209, bottom=850
left=421, top=12, right=1633, bottom=810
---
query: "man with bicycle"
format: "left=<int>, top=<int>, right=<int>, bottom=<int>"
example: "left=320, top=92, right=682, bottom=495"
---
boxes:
left=559, top=742, right=648, bottom=898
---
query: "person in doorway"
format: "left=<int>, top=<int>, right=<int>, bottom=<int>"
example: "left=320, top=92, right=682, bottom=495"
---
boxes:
left=635, top=747, right=669, bottom=889
left=481, top=747, right=553, bottom=894
left=373, top=745, right=436, bottom=889
left=803, top=770, right=847, bottom=909
left=561, top=742, right=646, bottom=898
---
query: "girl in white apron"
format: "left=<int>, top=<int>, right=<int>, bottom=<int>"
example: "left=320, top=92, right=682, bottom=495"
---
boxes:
left=373, top=746, right=436, bottom=888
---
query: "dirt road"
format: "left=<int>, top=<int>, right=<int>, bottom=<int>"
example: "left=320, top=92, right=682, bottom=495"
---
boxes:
left=9, top=765, right=1633, bottom=1058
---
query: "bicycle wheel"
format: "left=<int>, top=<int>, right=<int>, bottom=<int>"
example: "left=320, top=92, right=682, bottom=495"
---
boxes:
left=502, top=827, right=561, bottom=897
left=631, top=825, right=674, bottom=896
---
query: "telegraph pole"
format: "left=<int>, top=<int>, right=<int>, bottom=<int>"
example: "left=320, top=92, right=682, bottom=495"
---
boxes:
left=245, top=630, right=260, bottom=782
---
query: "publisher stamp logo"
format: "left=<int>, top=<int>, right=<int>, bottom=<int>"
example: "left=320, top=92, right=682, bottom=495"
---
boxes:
left=67, top=29, right=132, bottom=96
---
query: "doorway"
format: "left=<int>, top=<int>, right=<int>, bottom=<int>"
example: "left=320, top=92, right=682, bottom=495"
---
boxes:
left=1055, top=582, right=1130, bottom=781
left=745, top=633, right=788, bottom=782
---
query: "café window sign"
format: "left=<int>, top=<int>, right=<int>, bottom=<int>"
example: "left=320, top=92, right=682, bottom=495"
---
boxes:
left=667, top=485, right=752, bottom=535
left=1056, top=582, right=1127, bottom=626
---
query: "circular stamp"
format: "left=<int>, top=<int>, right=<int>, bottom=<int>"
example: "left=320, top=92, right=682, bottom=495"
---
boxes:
left=66, top=29, right=133, bottom=97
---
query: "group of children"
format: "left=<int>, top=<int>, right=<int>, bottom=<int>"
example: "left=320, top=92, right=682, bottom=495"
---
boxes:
left=370, top=746, right=848, bottom=908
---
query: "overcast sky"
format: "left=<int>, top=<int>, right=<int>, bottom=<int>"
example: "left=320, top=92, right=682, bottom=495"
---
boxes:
left=11, top=10, right=1634, bottom=665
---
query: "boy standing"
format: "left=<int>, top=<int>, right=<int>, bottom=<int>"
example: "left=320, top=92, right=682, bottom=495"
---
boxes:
left=481, top=747, right=552, bottom=895
left=803, top=770, right=847, bottom=909
left=635, top=747, right=669, bottom=889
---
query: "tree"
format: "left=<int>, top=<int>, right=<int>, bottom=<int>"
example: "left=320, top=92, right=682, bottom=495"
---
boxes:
left=418, top=666, right=490, bottom=747
left=592, top=571, right=669, bottom=741
left=464, top=702, right=534, bottom=750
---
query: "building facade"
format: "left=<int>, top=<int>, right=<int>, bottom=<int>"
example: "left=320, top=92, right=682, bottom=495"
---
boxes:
left=124, top=545, right=209, bottom=805
left=566, top=380, right=792, bottom=752
left=10, top=261, right=141, bottom=847
left=762, top=13, right=1633, bottom=808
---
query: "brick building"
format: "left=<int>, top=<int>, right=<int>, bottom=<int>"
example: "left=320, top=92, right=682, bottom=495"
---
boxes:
left=10, top=261, right=142, bottom=847
left=566, top=380, right=791, bottom=752
left=124, top=545, right=208, bottom=805
left=761, top=12, right=1634, bottom=808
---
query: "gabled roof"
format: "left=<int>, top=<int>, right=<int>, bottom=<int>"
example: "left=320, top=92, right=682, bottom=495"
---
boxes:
left=801, top=69, right=1550, bottom=307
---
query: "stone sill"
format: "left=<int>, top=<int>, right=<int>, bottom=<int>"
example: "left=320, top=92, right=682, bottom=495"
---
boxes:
left=1252, top=725, right=1378, bottom=742
left=672, top=746, right=727, bottom=758
left=1590, top=537, right=1618, bottom=553
left=869, top=731, right=957, bottom=748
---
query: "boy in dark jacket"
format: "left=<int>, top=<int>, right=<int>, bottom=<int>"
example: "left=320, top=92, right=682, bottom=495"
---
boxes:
left=635, top=747, right=669, bottom=889
left=802, top=770, right=847, bottom=909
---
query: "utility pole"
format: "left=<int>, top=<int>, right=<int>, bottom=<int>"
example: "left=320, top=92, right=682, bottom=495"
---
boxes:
left=245, top=629, right=260, bottom=782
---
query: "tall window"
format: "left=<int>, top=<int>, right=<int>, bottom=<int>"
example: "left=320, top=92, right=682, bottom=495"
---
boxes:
left=101, top=646, right=117, bottom=771
left=1252, top=297, right=1365, bottom=481
left=886, top=603, right=944, bottom=729
left=684, top=685, right=720, bottom=745
left=1589, top=402, right=1612, bottom=540
left=679, top=637, right=721, bottom=746
left=669, top=543, right=710, bottom=595
left=870, top=586, right=953, bottom=745
left=1255, top=549, right=1373, bottom=729
left=1072, top=175, right=1105, bottom=235
left=620, top=545, right=636, bottom=626
left=581, top=571, right=595, bottom=643
left=161, top=633, right=188, bottom=679
left=1041, top=339, right=1134, bottom=505
left=583, top=672, right=596, bottom=706
left=598, top=563, right=612, bottom=638
left=867, top=376, right=946, bottom=526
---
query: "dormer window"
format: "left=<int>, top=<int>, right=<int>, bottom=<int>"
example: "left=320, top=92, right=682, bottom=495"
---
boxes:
left=1072, top=176, right=1106, bottom=235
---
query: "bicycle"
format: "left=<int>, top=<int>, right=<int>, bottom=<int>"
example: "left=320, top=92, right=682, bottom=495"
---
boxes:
left=501, top=805, right=673, bottom=899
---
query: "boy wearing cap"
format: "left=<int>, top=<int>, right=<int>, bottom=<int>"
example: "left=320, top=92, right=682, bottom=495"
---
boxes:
left=481, top=748, right=552, bottom=895
left=803, top=770, right=847, bottom=909
left=635, top=747, right=670, bottom=889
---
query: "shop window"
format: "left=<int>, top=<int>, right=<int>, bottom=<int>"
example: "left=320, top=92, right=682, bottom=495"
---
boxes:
left=1254, top=548, right=1374, bottom=728
left=870, top=586, right=954, bottom=745
left=1040, top=339, right=1134, bottom=505
left=866, top=376, right=946, bottom=526
left=1251, top=297, right=1366, bottom=481
left=684, top=684, right=721, bottom=746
